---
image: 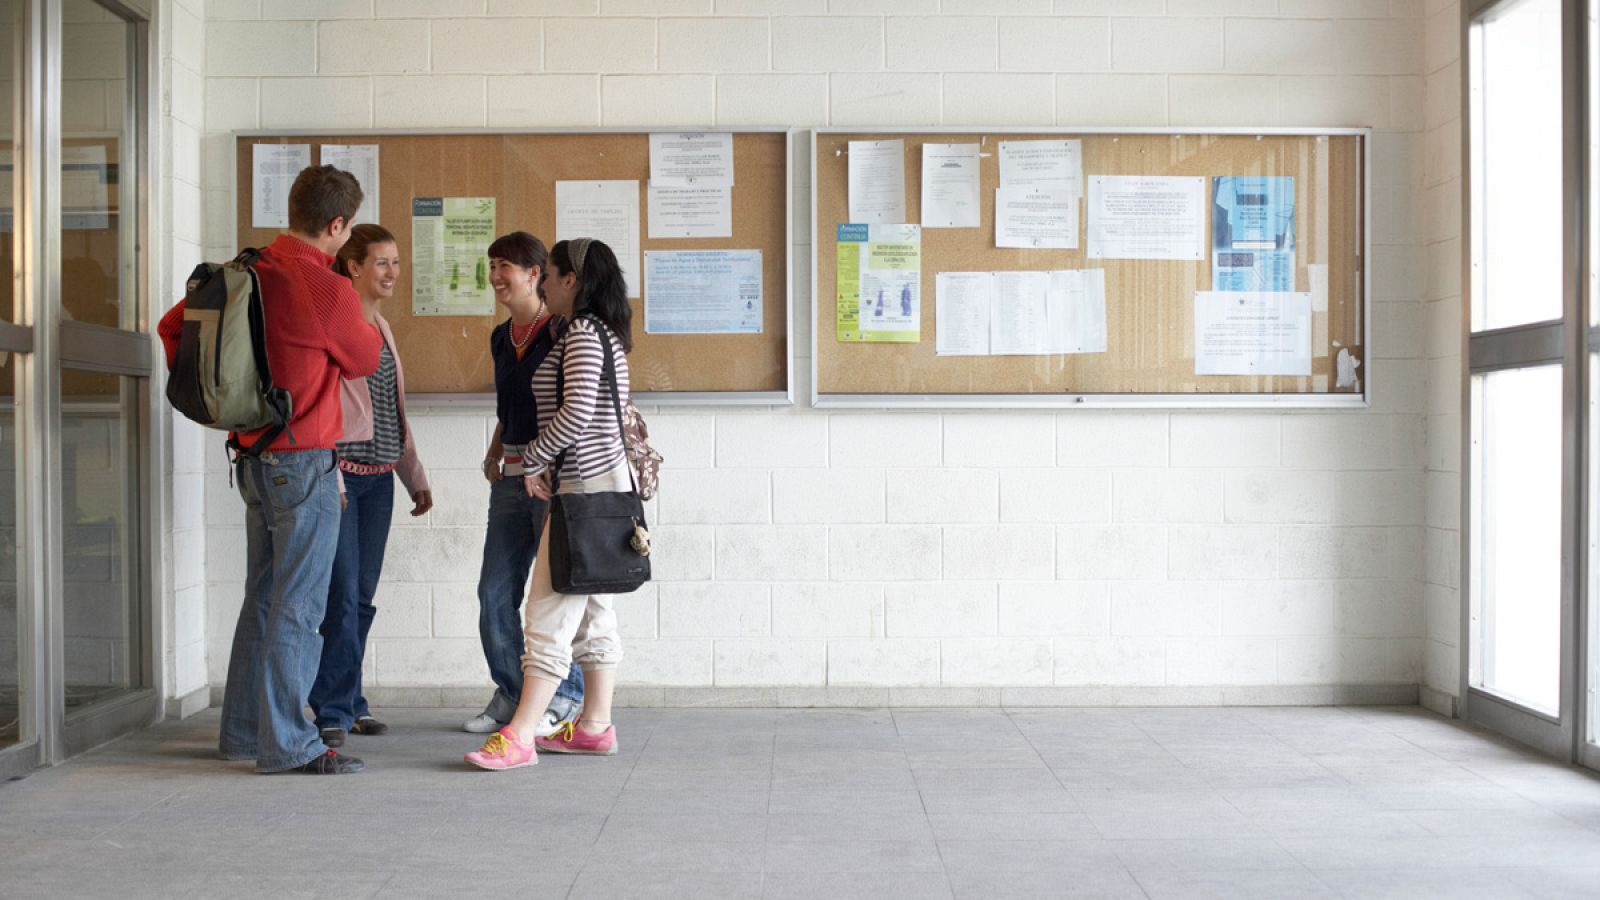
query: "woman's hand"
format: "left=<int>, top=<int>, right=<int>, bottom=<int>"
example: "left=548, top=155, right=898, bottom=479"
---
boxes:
left=410, top=490, right=433, bottom=517
left=482, top=458, right=502, bottom=484
left=524, top=469, right=552, bottom=500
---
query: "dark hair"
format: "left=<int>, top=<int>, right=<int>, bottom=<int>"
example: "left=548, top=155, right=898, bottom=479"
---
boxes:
left=333, top=223, right=397, bottom=277
left=287, top=165, right=362, bottom=237
left=487, top=231, right=548, bottom=272
left=550, top=239, right=632, bottom=352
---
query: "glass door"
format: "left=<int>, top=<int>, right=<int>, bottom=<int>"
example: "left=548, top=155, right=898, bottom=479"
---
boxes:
left=54, top=0, right=153, bottom=755
left=1465, top=0, right=1579, bottom=757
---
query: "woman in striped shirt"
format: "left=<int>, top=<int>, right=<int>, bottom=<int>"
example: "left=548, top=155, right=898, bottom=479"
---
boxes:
left=467, top=237, right=632, bottom=769
left=309, top=223, right=432, bottom=749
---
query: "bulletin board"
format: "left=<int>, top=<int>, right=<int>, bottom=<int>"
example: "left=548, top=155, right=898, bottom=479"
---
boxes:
left=811, top=128, right=1369, bottom=408
left=235, top=130, right=792, bottom=402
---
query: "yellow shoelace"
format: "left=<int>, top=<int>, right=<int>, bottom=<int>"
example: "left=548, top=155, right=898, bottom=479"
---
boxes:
left=481, top=732, right=511, bottom=756
left=553, top=721, right=576, bottom=743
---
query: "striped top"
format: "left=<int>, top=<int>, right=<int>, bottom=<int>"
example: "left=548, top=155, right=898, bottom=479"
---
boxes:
left=526, top=316, right=630, bottom=482
left=337, top=344, right=405, bottom=466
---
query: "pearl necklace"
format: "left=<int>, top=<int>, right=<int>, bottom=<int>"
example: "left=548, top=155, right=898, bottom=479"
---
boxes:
left=508, top=303, right=546, bottom=349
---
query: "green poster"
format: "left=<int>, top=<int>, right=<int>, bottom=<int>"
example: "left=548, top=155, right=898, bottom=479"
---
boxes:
left=412, top=196, right=496, bottom=317
left=836, top=223, right=920, bottom=344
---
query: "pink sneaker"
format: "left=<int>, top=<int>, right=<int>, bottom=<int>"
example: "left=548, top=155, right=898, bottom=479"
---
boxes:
left=535, top=720, right=617, bottom=756
left=464, top=727, right=537, bottom=770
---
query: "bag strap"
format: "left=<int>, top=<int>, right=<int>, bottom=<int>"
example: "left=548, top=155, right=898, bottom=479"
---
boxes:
left=552, top=316, right=637, bottom=495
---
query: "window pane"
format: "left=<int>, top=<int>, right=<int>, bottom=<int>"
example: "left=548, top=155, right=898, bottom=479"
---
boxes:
left=1472, top=364, right=1563, bottom=713
left=61, top=370, right=138, bottom=709
left=1472, top=0, right=1564, bottom=331
left=59, top=0, right=130, bottom=329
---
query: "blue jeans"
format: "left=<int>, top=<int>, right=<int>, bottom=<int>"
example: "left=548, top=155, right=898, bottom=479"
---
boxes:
left=477, top=475, right=583, bottom=722
left=309, top=470, right=393, bottom=731
left=218, top=449, right=342, bottom=772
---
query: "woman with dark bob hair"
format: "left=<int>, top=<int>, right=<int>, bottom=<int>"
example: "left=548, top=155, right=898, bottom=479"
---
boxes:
left=463, top=231, right=585, bottom=737
left=467, top=237, right=633, bottom=770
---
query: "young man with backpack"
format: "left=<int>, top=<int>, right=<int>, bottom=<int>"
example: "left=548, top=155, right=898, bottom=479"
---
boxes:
left=159, top=165, right=382, bottom=774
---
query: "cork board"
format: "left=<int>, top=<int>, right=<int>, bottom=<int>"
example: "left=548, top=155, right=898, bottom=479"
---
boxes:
left=813, top=130, right=1366, bottom=402
left=235, top=131, right=789, bottom=397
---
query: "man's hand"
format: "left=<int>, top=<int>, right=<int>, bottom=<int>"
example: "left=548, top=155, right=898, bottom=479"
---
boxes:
left=410, top=490, right=433, bottom=517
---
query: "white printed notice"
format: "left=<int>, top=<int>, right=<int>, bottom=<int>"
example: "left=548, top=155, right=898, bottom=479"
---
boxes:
left=847, top=140, right=906, bottom=225
left=556, top=180, right=641, bottom=298
left=921, top=143, right=980, bottom=228
left=252, top=143, right=310, bottom=228
left=649, top=132, right=733, bottom=186
left=61, top=144, right=110, bottom=231
left=647, top=182, right=731, bottom=239
left=644, top=249, right=762, bottom=334
left=1086, top=175, right=1206, bottom=261
left=411, top=197, right=496, bottom=317
left=1194, top=291, right=1313, bottom=376
left=936, top=269, right=1106, bottom=357
left=995, top=186, right=1077, bottom=249
left=319, top=144, right=380, bottom=226
left=935, top=272, right=992, bottom=356
left=1047, top=269, right=1108, bottom=355
left=998, top=139, right=1082, bottom=196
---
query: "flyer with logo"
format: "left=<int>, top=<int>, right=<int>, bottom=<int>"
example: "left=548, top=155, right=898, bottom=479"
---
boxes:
left=836, top=223, right=921, bottom=343
left=411, top=196, right=496, bottom=317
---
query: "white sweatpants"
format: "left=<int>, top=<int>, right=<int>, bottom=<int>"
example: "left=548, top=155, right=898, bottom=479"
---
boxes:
left=519, top=461, right=630, bottom=683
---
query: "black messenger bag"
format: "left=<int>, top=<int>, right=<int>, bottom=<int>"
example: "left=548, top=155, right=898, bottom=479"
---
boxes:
left=546, top=320, right=652, bottom=595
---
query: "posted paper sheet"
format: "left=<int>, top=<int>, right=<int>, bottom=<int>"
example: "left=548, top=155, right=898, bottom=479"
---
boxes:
left=1194, top=291, right=1313, bottom=376
left=556, top=180, right=642, bottom=298
left=644, top=249, right=762, bottom=334
left=648, top=132, right=734, bottom=186
left=252, top=143, right=310, bottom=228
left=847, top=140, right=906, bottom=225
left=935, top=269, right=1106, bottom=357
left=921, top=143, right=980, bottom=228
left=1212, top=176, right=1295, bottom=292
left=411, top=197, right=496, bottom=317
left=61, top=144, right=110, bottom=230
left=935, top=272, right=992, bottom=356
left=995, top=186, right=1077, bottom=249
left=319, top=144, right=380, bottom=226
left=836, top=223, right=921, bottom=343
left=998, top=139, right=1082, bottom=196
left=647, top=182, right=732, bottom=239
left=1086, top=175, right=1206, bottom=261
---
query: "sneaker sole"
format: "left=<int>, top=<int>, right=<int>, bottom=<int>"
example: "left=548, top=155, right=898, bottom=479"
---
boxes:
left=464, top=756, right=538, bottom=771
left=536, top=744, right=617, bottom=756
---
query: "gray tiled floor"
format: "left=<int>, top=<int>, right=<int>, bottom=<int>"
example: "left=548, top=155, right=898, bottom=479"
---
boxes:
left=4, top=706, right=1600, bottom=899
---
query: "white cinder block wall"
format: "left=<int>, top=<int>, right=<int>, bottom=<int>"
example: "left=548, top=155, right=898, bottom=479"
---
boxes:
left=158, top=0, right=211, bottom=715
left=166, top=0, right=1469, bottom=708
left=1421, top=0, right=1463, bottom=715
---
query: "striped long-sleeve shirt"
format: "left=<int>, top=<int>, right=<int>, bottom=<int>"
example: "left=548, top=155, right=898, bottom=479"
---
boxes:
left=526, top=316, right=631, bottom=482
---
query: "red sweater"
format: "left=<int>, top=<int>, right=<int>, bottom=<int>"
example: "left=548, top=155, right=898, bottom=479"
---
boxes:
left=159, top=234, right=381, bottom=452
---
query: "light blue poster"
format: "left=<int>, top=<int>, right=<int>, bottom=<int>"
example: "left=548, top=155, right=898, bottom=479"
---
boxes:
left=643, top=249, right=763, bottom=334
left=1212, top=176, right=1295, bottom=292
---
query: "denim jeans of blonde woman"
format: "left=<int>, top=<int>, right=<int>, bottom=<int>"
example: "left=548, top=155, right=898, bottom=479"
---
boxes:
left=520, top=461, right=631, bottom=684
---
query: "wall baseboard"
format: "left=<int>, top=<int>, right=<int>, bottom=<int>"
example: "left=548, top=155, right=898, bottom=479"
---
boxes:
left=288, top=683, right=1423, bottom=710
left=165, top=686, right=211, bottom=720
left=1418, top=684, right=1460, bottom=718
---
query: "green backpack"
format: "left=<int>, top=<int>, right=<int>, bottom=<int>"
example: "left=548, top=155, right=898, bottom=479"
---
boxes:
left=164, top=249, right=294, bottom=455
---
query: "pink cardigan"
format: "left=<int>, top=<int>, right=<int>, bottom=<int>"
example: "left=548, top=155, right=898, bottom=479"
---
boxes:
left=338, top=313, right=429, bottom=495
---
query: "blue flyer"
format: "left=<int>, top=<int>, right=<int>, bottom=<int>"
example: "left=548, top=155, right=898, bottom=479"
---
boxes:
left=1212, top=176, right=1295, bottom=292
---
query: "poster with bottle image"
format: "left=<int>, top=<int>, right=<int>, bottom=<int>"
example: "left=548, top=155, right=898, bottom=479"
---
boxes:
left=411, top=196, right=496, bottom=316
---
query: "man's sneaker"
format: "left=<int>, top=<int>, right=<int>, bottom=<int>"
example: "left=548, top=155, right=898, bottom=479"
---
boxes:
left=535, top=695, right=583, bottom=738
left=463, top=713, right=505, bottom=734
left=350, top=716, right=388, bottom=736
left=319, top=726, right=346, bottom=748
left=535, top=721, right=617, bottom=756
left=465, top=727, right=537, bottom=770
left=291, top=749, right=364, bottom=774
